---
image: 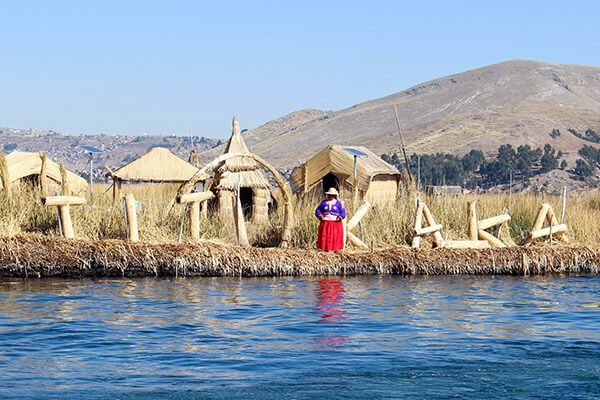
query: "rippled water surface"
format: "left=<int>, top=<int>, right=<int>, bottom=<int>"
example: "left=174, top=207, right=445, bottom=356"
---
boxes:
left=1, top=275, right=599, bottom=399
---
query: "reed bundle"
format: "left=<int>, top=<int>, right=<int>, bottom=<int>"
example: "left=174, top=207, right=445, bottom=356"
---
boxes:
left=0, top=235, right=598, bottom=278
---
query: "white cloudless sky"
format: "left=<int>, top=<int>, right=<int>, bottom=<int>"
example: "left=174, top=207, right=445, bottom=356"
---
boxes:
left=1, top=0, right=599, bottom=138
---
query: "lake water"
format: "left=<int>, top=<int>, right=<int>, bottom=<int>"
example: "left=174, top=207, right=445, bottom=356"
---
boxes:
left=1, top=275, right=599, bottom=399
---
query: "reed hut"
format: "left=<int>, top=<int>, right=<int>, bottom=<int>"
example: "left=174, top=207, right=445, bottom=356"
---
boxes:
left=289, top=145, right=402, bottom=207
left=108, top=147, right=200, bottom=199
left=0, top=151, right=88, bottom=195
left=210, top=117, right=270, bottom=223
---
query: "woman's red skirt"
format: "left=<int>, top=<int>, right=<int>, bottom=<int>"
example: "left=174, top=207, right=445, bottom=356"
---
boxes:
left=317, top=220, right=345, bottom=251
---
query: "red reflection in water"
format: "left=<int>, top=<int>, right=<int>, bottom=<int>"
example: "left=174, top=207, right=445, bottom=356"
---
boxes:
left=315, top=278, right=348, bottom=350
left=317, top=278, right=347, bottom=323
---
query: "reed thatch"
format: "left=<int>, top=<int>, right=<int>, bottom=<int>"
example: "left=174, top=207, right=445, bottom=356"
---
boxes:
left=111, top=147, right=200, bottom=182
left=0, top=235, right=598, bottom=278
left=210, top=117, right=271, bottom=223
left=0, top=151, right=88, bottom=195
left=289, top=145, right=402, bottom=206
left=214, top=117, right=270, bottom=190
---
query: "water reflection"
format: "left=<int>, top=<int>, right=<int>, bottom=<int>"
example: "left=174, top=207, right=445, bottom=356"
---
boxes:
left=314, top=278, right=348, bottom=350
left=1, top=276, right=600, bottom=399
left=317, top=278, right=347, bottom=323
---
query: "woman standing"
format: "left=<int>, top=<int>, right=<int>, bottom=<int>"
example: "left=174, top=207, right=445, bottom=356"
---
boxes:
left=315, top=188, right=347, bottom=251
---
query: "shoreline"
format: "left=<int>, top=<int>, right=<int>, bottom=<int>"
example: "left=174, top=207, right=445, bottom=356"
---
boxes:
left=0, top=235, right=599, bottom=278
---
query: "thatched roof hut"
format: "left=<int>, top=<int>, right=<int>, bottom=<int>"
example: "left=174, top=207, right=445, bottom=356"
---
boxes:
left=289, top=145, right=402, bottom=207
left=0, top=151, right=88, bottom=195
left=211, top=117, right=271, bottom=223
left=111, top=147, right=200, bottom=183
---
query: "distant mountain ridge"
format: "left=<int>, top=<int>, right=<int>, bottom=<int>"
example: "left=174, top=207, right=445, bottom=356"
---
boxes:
left=201, top=60, right=600, bottom=169
left=3, top=59, right=600, bottom=180
left=0, top=127, right=218, bottom=178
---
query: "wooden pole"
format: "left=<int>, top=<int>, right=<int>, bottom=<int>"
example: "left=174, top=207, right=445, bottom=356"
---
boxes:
left=188, top=201, right=200, bottom=241
left=412, top=202, right=424, bottom=248
left=234, top=185, right=250, bottom=246
left=41, top=196, right=85, bottom=239
left=532, top=204, right=551, bottom=232
left=478, top=229, right=507, bottom=248
left=347, top=231, right=368, bottom=249
left=478, top=214, right=511, bottom=230
left=528, top=224, right=568, bottom=241
left=39, top=152, right=48, bottom=197
left=393, top=105, right=413, bottom=183
left=42, top=196, right=86, bottom=206
left=58, top=205, right=74, bottom=239
left=468, top=200, right=478, bottom=241
left=422, top=204, right=444, bottom=247
left=125, top=193, right=139, bottom=242
left=444, top=240, right=490, bottom=249
left=347, top=202, right=371, bottom=231
left=0, top=153, right=11, bottom=197
left=415, top=224, right=443, bottom=236
left=59, top=163, right=69, bottom=195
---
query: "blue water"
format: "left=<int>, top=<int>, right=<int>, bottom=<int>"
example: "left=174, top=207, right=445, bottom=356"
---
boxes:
left=1, top=275, right=599, bottom=399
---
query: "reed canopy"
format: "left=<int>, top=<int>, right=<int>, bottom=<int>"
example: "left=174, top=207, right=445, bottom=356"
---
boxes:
left=289, top=145, right=402, bottom=207
left=210, top=116, right=271, bottom=223
left=110, top=147, right=200, bottom=183
left=0, top=151, right=88, bottom=195
left=107, top=147, right=201, bottom=201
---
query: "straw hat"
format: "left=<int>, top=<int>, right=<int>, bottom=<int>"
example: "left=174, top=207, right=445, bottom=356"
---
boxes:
left=325, top=187, right=339, bottom=196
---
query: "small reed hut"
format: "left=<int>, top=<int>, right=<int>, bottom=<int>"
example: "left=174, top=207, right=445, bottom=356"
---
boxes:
left=108, top=147, right=200, bottom=200
left=210, top=117, right=270, bottom=223
left=0, top=151, right=88, bottom=196
left=289, top=145, right=402, bottom=207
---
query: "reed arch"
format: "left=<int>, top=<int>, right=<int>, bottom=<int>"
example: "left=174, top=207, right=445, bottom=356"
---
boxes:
left=178, top=152, right=294, bottom=248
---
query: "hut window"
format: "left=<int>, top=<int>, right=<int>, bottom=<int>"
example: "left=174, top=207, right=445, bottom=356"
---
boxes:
left=322, top=173, right=339, bottom=194
left=239, top=187, right=253, bottom=219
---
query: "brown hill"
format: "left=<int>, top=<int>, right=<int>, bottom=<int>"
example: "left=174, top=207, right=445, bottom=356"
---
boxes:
left=201, top=60, right=600, bottom=169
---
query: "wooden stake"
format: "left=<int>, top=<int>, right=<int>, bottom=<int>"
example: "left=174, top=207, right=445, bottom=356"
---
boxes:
left=188, top=201, right=200, bottom=241
left=478, top=214, right=511, bottom=230
left=176, top=191, right=214, bottom=204
left=528, top=224, right=568, bottom=241
left=478, top=229, right=507, bottom=248
left=347, top=202, right=371, bottom=231
left=415, top=224, right=443, bottom=236
left=39, top=152, right=48, bottom=197
left=468, top=200, right=478, bottom=241
left=532, top=204, right=551, bottom=232
left=42, top=196, right=86, bottom=206
left=412, top=202, right=424, bottom=248
left=0, top=153, right=11, bottom=197
left=347, top=231, right=368, bottom=249
left=422, top=204, right=444, bottom=247
left=444, top=240, right=490, bottom=249
left=234, top=187, right=250, bottom=246
left=125, top=193, right=139, bottom=242
left=58, top=205, right=74, bottom=239
left=59, top=163, right=69, bottom=195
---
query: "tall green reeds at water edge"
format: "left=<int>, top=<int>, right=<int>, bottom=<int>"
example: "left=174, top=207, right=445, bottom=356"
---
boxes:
left=0, top=183, right=599, bottom=247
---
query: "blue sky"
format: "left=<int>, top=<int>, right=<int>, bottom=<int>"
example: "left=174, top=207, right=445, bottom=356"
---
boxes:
left=1, top=0, right=599, bottom=138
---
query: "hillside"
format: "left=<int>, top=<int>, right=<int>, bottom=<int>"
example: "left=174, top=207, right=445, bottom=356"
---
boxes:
left=201, top=60, right=600, bottom=169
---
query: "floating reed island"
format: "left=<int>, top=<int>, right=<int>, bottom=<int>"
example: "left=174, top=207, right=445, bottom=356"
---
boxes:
left=0, top=235, right=599, bottom=278
left=1, top=116, right=600, bottom=278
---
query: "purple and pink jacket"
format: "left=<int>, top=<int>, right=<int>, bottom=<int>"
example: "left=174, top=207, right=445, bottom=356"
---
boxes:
left=315, top=199, right=347, bottom=221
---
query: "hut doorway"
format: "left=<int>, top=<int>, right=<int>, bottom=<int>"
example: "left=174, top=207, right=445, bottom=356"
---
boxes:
left=322, top=173, right=339, bottom=194
left=239, top=187, right=253, bottom=219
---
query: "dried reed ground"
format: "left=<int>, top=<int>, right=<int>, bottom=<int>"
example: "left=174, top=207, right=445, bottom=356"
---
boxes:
left=0, top=235, right=598, bottom=278
left=0, top=183, right=599, bottom=277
